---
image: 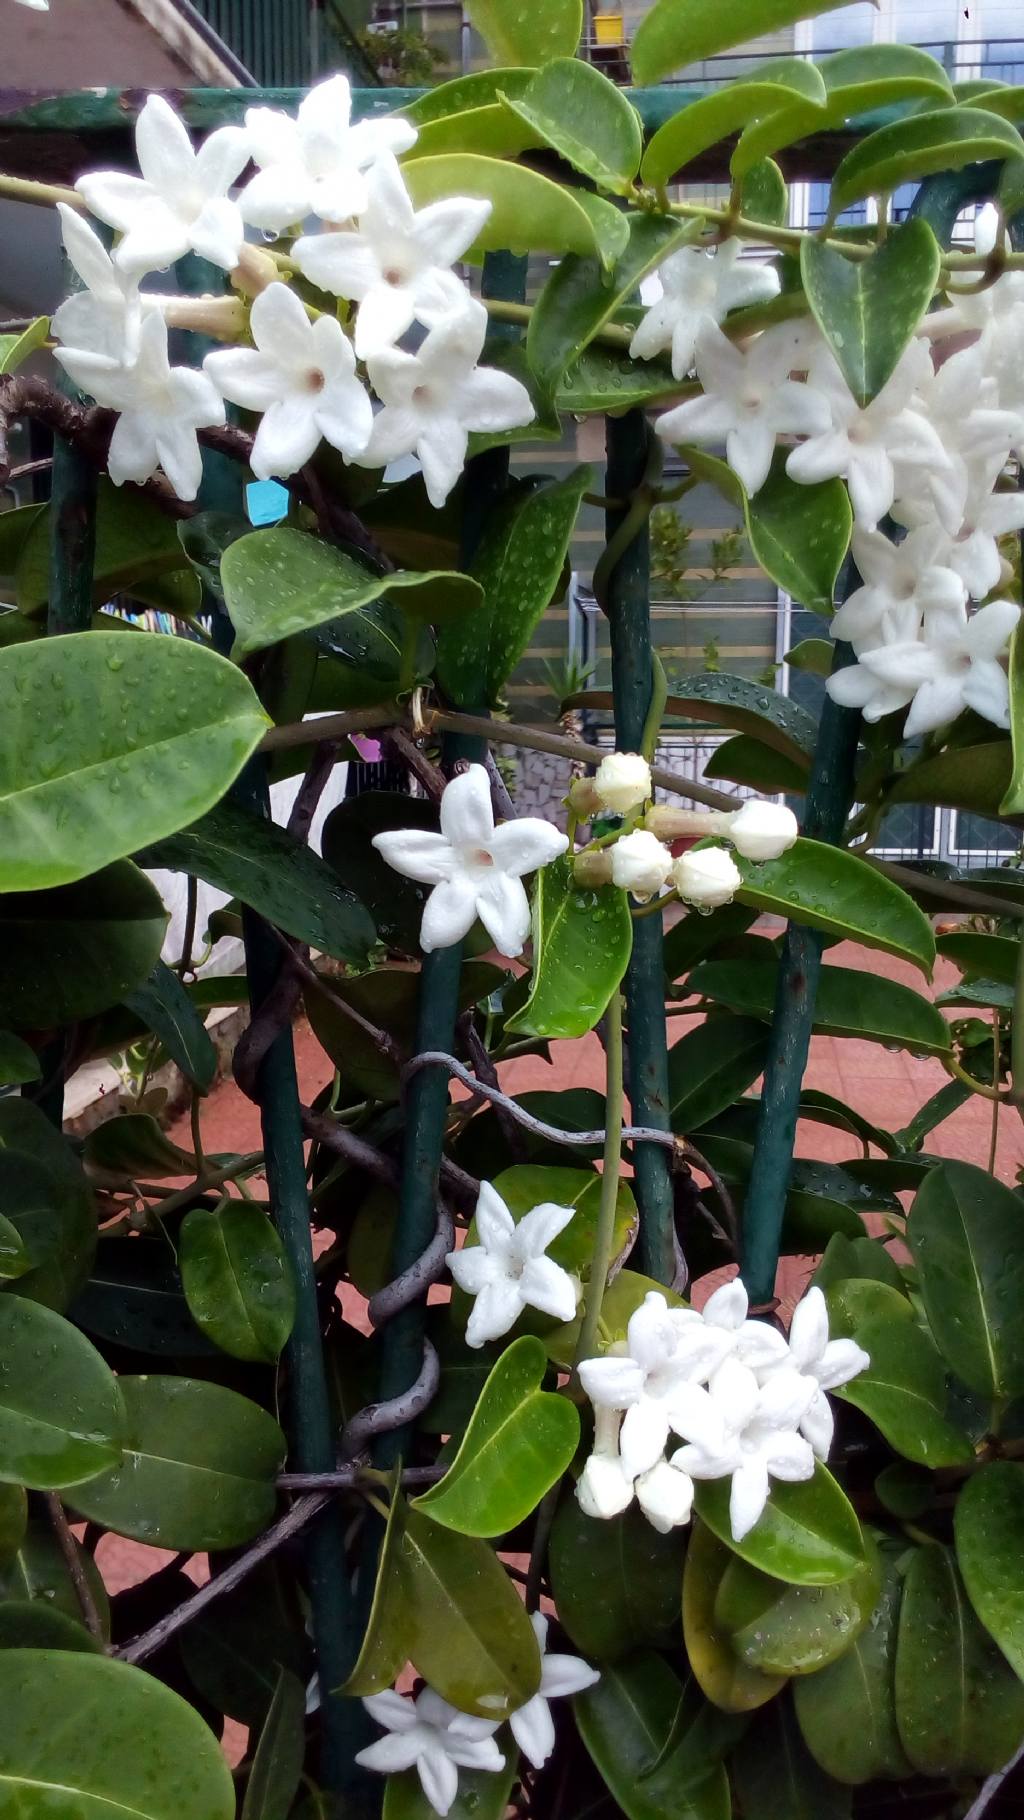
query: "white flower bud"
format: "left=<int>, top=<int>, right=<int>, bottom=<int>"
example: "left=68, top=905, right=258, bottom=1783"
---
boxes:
left=634, top=1460, right=695, bottom=1534
left=725, top=799, right=799, bottom=863
left=594, top=751, right=652, bottom=816
left=672, top=845, right=743, bottom=909
left=576, top=1452, right=634, bottom=1522
left=609, top=830, right=673, bottom=902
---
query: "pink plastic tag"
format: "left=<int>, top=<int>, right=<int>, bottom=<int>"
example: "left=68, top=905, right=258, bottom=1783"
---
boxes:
left=350, top=736, right=382, bottom=762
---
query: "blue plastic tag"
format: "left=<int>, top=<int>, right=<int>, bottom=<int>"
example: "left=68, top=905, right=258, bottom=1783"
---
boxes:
left=245, top=479, right=290, bottom=526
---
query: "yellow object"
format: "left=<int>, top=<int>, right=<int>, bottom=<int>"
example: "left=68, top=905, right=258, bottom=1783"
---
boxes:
left=594, top=12, right=624, bottom=46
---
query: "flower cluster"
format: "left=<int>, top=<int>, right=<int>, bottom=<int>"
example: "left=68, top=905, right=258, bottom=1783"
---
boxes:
left=643, top=221, right=1023, bottom=739
left=356, top=1616, right=599, bottom=1816
left=53, top=80, right=534, bottom=503
left=577, top=1281, right=868, bottom=1543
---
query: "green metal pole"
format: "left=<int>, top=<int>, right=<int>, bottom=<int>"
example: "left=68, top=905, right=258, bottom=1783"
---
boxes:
left=604, top=410, right=675, bottom=1286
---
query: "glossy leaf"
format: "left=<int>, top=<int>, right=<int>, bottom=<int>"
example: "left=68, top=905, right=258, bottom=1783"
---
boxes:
left=632, top=0, right=854, bottom=83
left=69, top=1237, right=219, bottom=1359
left=437, top=468, right=591, bottom=708
left=306, top=961, right=503, bottom=1101
left=0, top=633, right=268, bottom=891
left=557, top=342, right=682, bottom=413
left=1003, top=620, right=1024, bottom=812
left=641, top=63, right=825, bottom=186
left=735, top=841, right=937, bottom=974
left=404, top=68, right=534, bottom=123
left=691, top=958, right=950, bottom=1055
left=704, top=735, right=809, bottom=794
left=0, top=317, right=48, bottom=376
left=322, top=791, right=438, bottom=955
left=0, top=862, right=166, bottom=1031
left=574, top=1650, right=731, bottom=1819
left=793, top=1553, right=910, bottom=1783
left=0, top=1517, right=107, bottom=1635
left=0, top=1601, right=98, bottom=1653
left=956, top=1461, right=1024, bottom=1679
left=694, top=1465, right=865, bottom=1586
left=0, top=1650, right=235, bottom=1816
left=221, top=525, right=482, bottom=659
left=683, top=1521, right=786, bottom=1714
left=16, top=478, right=199, bottom=621
left=503, top=58, right=642, bottom=192
left=0, top=1096, right=97, bottom=1312
left=836, top=1315, right=974, bottom=1467
left=909, top=1160, right=1024, bottom=1399
left=745, top=455, right=853, bottom=614
left=68, top=1376, right=285, bottom=1551
left=732, top=1697, right=852, bottom=1819
left=180, top=1204, right=296, bottom=1364
left=507, top=854, right=632, bottom=1040
left=414, top=1335, right=578, bottom=1536
left=403, top=155, right=612, bottom=261
left=139, top=799, right=376, bottom=966
left=549, top=1494, right=685, bottom=1662
left=571, top=674, right=816, bottom=764
left=122, top=960, right=217, bottom=1092
left=663, top=902, right=759, bottom=983
left=241, top=1667, right=307, bottom=1820
left=716, top=1544, right=879, bottom=1677
left=466, top=0, right=581, bottom=65
left=667, top=1016, right=768, bottom=1133
left=0, top=1033, right=39, bottom=1087
left=801, top=219, right=941, bottom=407
left=179, top=1561, right=310, bottom=1728
left=830, top=107, right=1024, bottom=220
left=890, top=740, right=1013, bottom=816
left=733, top=44, right=955, bottom=174
left=0, top=1296, right=123, bottom=1491
left=938, top=930, right=1018, bottom=984
left=895, top=1543, right=1024, bottom=1775
left=83, top=1115, right=197, bottom=1184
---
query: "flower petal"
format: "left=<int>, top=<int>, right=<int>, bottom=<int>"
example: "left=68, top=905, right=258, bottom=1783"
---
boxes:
left=446, top=1243, right=498, bottom=1296
left=800, top=1388, right=835, bottom=1461
left=815, top=1338, right=870, bottom=1392
left=634, top=1460, right=694, bottom=1533
left=475, top=872, right=532, bottom=959
left=465, top=1278, right=522, bottom=1348
left=518, top=1254, right=578, bottom=1324
left=509, top=1695, right=555, bottom=1770
left=441, top=764, right=494, bottom=849
left=541, top=1652, right=601, bottom=1699
left=576, top=1452, right=634, bottom=1520
left=619, top=1396, right=671, bottom=1479
left=371, top=828, right=454, bottom=885
left=486, top=818, right=569, bottom=878
left=730, top=1456, right=771, bottom=1542
left=362, top=1690, right=419, bottom=1733
left=578, top=1355, right=645, bottom=1408
left=417, top=1740, right=459, bottom=1817
left=474, top=1180, right=516, bottom=1252
left=787, top=1286, right=828, bottom=1373
left=420, top=875, right=480, bottom=953
left=701, top=1278, right=748, bottom=1332
left=514, top=1199, right=577, bottom=1258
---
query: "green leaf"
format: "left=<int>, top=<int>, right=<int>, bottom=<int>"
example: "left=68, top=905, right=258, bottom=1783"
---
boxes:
left=383, top=1764, right=519, bottom=1820
left=716, top=1544, right=880, bottom=1676
left=889, top=740, right=1013, bottom=816
left=405, top=102, right=543, bottom=161
left=503, top=58, right=641, bottom=193
left=695, top=1465, right=865, bottom=1586
left=691, top=958, right=950, bottom=1056
left=956, top=1461, right=1024, bottom=1680
left=0, top=1295, right=124, bottom=1490
left=908, top=1160, right=1024, bottom=1400
left=122, top=959, right=217, bottom=1092
left=348, top=1497, right=542, bottom=1719
left=0, top=1517, right=107, bottom=1636
left=745, top=454, right=853, bottom=615
left=0, top=1601, right=99, bottom=1653
left=801, top=220, right=941, bottom=408
left=403, top=154, right=611, bottom=262
left=437, top=468, right=591, bottom=708
left=84, top=1114, right=197, bottom=1184
left=180, top=1204, right=295, bottom=1365
left=734, top=840, right=937, bottom=975
left=732, top=1697, right=852, bottom=1820
left=938, top=930, right=1019, bottom=985
left=838, top=1317, right=974, bottom=1467
left=507, top=853, right=632, bottom=1039
left=0, top=1033, right=40, bottom=1087
left=0, top=317, right=48, bottom=376
left=793, top=1552, right=910, bottom=1782
left=632, top=0, right=852, bottom=83
left=529, top=214, right=703, bottom=394
left=704, top=735, right=809, bottom=794
left=0, top=863, right=166, bottom=1030
left=179, top=1561, right=309, bottom=1728
left=574, top=1650, right=731, bottom=1819
left=667, top=1016, right=769, bottom=1133
left=465, top=0, right=581, bottom=66
left=68, top=1237, right=217, bottom=1358
left=733, top=44, right=955, bottom=175
left=220, top=526, right=482, bottom=660
left=1001, top=619, right=1024, bottom=813
left=682, top=1521, right=786, bottom=1714
left=0, top=632, right=268, bottom=891
left=557, top=342, right=682, bottom=413
left=830, top=106, right=1024, bottom=220
left=241, top=1667, right=307, bottom=1820
left=549, top=1493, right=685, bottom=1662
left=138, top=800, right=376, bottom=966
left=0, top=1099, right=97, bottom=1313
left=68, top=1375, right=285, bottom=1550
left=895, top=1543, right=1024, bottom=1775
left=305, top=961, right=503, bottom=1101
left=0, top=1649, right=235, bottom=1816
left=16, top=479, right=197, bottom=620
left=663, top=902, right=758, bottom=983
left=414, top=1335, right=578, bottom=1536
left=321, top=791, right=436, bottom=955
left=641, top=63, right=826, bottom=187
left=404, top=69, right=534, bottom=124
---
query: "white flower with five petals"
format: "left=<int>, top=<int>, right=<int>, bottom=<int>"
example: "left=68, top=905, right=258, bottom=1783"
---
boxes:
left=355, top=1687, right=504, bottom=1818
left=359, top=298, right=534, bottom=507
left=828, top=596, right=1020, bottom=737
left=204, top=281, right=372, bottom=479
left=372, top=763, right=566, bottom=958
left=658, top=321, right=831, bottom=496
left=294, top=152, right=489, bottom=359
left=631, top=239, right=781, bottom=380
left=77, top=94, right=249, bottom=275
left=829, top=525, right=962, bottom=652
left=446, top=1181, right=579, bottom=1349
left=509, top=1615, right=600, bottom=1769
left=673, top=1357, right=818, bottom=1542
left=238, top=75, right=417, bottom=232
left=579, top=1292, right=733, bottom=1481
left=764, top=1285, right=870, bottom=1460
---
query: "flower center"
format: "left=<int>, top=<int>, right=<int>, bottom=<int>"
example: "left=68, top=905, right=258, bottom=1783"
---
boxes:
left=303, top=368, right=326, bottom=395
left=383, top=267, right=405, bottom=287
left=412, top=384, right=433, bottom=407
left=469, top=847, right=494, bottom=868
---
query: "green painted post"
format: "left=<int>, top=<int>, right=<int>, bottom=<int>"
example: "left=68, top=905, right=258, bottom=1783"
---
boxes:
left=605, top=410, right=675, bottom=1286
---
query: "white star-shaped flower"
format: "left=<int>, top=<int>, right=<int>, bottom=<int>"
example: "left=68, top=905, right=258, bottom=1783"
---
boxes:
left=579, top=1291, right=733, bottom=1480
left=508, top=1615, right=599, bottom=1769
left=358, top=297, right=534, bottom=507
left=203, top=281, right=372, bottom=480
left=51, top=202, right=161, bottom=362
left=372, top=763, right=566, bottom=958
left=829, top=525, right=962, bottom=653
left=787, top=337, right=950, bottom=530
left=657, top=321, right=831, bottom=497
left=294, top=151, right=490, bottom=359
left=631, top=240, right=780, bottom=380
left=356, top=1687, right=503, bottom=1818
left=831, top=595, right=1019, bottom=739
left=55, top=308, right=224, bottom=502
left=447, top=1181, right=579, bottom=1349
left=674, top=1357, right=818, bottom=1542
left=238, top=75, right=417, bottom=232
left=763, top=1285, right=870, bottom=1459
left=77, top=94, right=249, bottom=275
left=698, top=1278, right=791, bottom=1373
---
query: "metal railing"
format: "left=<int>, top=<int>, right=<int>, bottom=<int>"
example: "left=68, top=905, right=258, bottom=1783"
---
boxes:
left=183, top=0, right=380, bottom=85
